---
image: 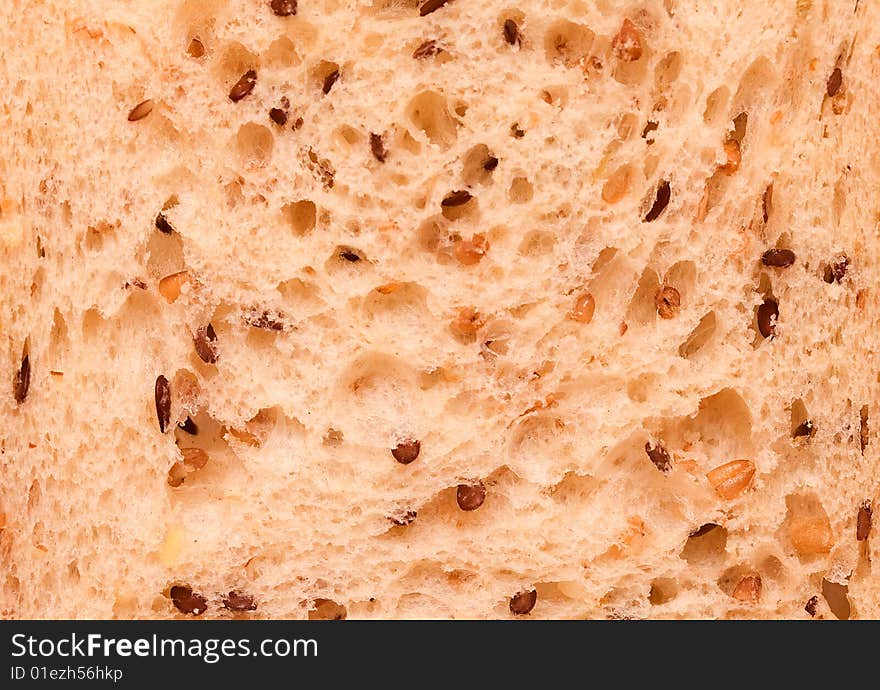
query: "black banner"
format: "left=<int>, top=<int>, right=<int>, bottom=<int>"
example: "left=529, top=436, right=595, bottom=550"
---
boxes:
left=0, top=620, right=869, bottom=685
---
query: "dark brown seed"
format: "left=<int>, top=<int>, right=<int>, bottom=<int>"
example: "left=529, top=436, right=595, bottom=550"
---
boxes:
left=155, top=212, right=174, bottom=234
left=503, top=19, right=521, bottom=46
left=223, top=591, right=257, bottom=612
left=270, top=0, right=297, bottom=16
left=420, top=0, right=451, bottom=16
left=827, top=67, right=843, bottom=97
left=823, top=255, right=849, bottom=284
left=389, top=510, right=417, bottom=526
left=757, top=298, right=779, bottom=339
left=761, top=248, right=796, bottom=268
left=155, top=375, right=171, bottom=433
left=509, top=589, right=537, bottom=615
left=792, top=420, right=814, bottom=438
left=339, top=249, right=362, bottom=263
left=689, top=523, right=719, bottom=538
left=641, top=120, right=659, bottom=139
left=655, top=286, right=681, bottom=319
left=483, top=156, right=499, bottom=172
left=370, top=133, right=387, bottom=163
left=441, top=190, right=473, bottom=207
left=511, top=123, right=525, bottom=138
left=178, top=417, right=198, bottom=435
left=170, top=585, right=207, bottom=615
left=857, top=501, right=872, bottom=541
left=645, top=442, right=671, bottom=472
left=412, top=39, right=441, bottom=59
left=269, top=108, right=288, bottom=126
left=292, top=117, right=304, bottom=130
left=187, top=37, right=205, bottom=58
left=322, top=69, right=339, bottom=95
left=127, top=99, right=154, bottom=122
left=229, top=70, right=257, bottom=102
left=13, top=353, right=30, bottom=405
left=245, top=311, right=284, bottom=331
left=456, top=482, right=486, bottom=511
left=644, top=180, right=671, bottom=221
left=860, top=405, right=869, bottom=455
left=762, top=183, right=773, bottom=223
left=805, top=595, right=819, bottom=617
left=194, top=324, right=218, bottom=364
left=392, top=439, right=421, bottom=464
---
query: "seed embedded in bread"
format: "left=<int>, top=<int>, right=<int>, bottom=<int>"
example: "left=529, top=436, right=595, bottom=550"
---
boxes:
left=757, top=299, right=779, bottom=339
left=269, top=108, right=288, bottom=126
left=456, top=482, right=486, bottom=511
left=158, top=271, right=188, bottom=304
left=178, top=417, right=198, bottom=435
left=655, top=286, right=681, bottom=319
left=412, top=39, right=441, bottom=59
left=229, top=70, right=257, bottom=102
left=732, top=574, right=762, bottom=603
left=454, top=234, right=489, bottom=266
left=389, top=510, right=417, bottom=526
left=170, top=585, right=207, bottom=615
left=706, top=459, right=756, bottom=499
left=503, top=19, right=521, bottom=46
left=391, top=439, right=420, bottom=464
left=441, top=190, right=473, bottom=207
left=420, top=0, right=451, bottom=17
left=792, top=420, right=814, bottom=439
left=154, top=375, right=171, bottom=433
left=322, top=69, right=340, bottom=95
left=13, top=352, right=30, bottom=404
left=827, top=67, right=843, bottom=97
left=612, top=18, right=643, bottom=62
left=270, top=0, right=297, bottom=17
left=857, top=501, right=872, bottom=541
left=127, top=99, right=153, bottom=122
left=569, top=292, right=596, bottom=324
left=644, top=180, right=671, bottom=221
left=761, top=249, right=796, bottom=268
left=645, top=442, right=672, bottom=472
left=194, top=324, right=219, bottom=364
left=223, top=591, right=257, bottom=612
left=154, top=212, right=174, bottom=234
left=370, top=133, right=387, bottom=162
left=805, top=596, right=819, bottom=617
left=824, top=255, right=849, bottom=283
left=509, top=589, right=537, bottom=615
left=719, top=138, right=741, bottom=174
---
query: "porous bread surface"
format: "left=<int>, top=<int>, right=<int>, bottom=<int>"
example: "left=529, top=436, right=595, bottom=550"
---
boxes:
left=1, top=0, right=879, bottom=620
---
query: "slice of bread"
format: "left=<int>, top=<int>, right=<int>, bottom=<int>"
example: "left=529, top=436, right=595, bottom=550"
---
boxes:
left=1, top=0, right=878, bottom=619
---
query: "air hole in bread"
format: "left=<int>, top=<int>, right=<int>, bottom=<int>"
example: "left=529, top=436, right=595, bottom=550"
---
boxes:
left=361, top=282, right=430, bottom=333
left=678, top=311, right=716, bottom=359
left=282, top=199, right=317, bottom=236
left=145, top=226, right=185, bottom=282
left=333, top=125, right=362, bottom=150
left=648, top=577, right=678, bottom=604
left=547, top=471, right=599, bottom=503
left=236, top=122, right=274, bottom=167
left=406, top=91, right=459, bottom=149
left=822, top=579, right=851, bottom=620
left=263, top=36, right=300, bottom=68
left=543, top=19, right=595, bottom=67
left=214, top=41, right=258, bottom=84
left=731, top=57, right=777, bottom=116
left=790, top=398, right=813, bottom=439
left=654, top=51, right=682, bottom=88
left=82, top=221, right=115, bottom=254
left=625, top=267, right=661, bottom=326
left=703, top=86, right=730, bottom=125
left=312, top=60, right=340, bottom=94
left=716, top=564, right=754, bottom=597
left=508, top=176, right=534, bottom=203
left=680, top=524, right=728, bottom=565
left=461, top=144, right=498, bottom=187
left=602, top=163, right=635, bottom=204
left=518, top=229, right=555, bottom=257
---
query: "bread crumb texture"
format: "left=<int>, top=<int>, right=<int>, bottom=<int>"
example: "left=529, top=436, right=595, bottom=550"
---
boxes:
left=1, top=0, right=878, bottom=620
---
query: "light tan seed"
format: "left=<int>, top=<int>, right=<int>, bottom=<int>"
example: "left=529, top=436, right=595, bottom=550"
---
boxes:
left=158, top=271, right=189, bottom=303
left=706, top=459, right=756, bottom=500
left=127, top=99, right=154, bottom=122
left=732, top=574, right=762, bottom=603
left=719, top=138, right=741, bottom=174
left=181, top=447, right=209, bottom=470
left=790, top=516, right=833, bottom=556
left=569, top=292, right=596, bottom=324
left=655, top=286, right=681, bottom=319
left=612, top=18, right=643, bottom=62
